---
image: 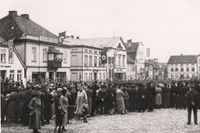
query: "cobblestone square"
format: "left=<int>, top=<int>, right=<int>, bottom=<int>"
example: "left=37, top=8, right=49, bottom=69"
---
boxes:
left=1, top=109, right=200, bottom=133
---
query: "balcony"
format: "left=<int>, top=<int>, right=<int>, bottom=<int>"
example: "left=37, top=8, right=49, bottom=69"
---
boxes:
left=48, top=58, right=62, bottom=70
left=47, top=47, right=63, bottom=71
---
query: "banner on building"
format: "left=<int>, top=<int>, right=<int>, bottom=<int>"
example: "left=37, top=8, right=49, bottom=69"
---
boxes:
left=101, top=50, right=107, bottom=64
left=58, top=31, right=66, bottom=44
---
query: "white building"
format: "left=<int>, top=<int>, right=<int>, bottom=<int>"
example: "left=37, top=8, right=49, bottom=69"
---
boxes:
left=0, top=37, right=25, bottom=83
left=65, top=37, right=127, bottom=81
left=124, top=39, right=145, bottom=80
left=0, top=11, right=71, bottom=83
left=167, top=54, right=200, bottom=80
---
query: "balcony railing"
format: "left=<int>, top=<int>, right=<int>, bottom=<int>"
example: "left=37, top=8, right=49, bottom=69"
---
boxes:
left=48, top=58, right=62, bottom=70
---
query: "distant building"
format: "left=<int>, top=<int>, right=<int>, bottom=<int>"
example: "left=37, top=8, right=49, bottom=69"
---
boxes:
left=124, top=39, right=145, bottom=80
left=65, top=37, right=127, bottom=81
left=167, top=54, right=200, bottom=80
left=0, top=11, right=71, bottom=83
left=145, top=58, right=167, bottom=80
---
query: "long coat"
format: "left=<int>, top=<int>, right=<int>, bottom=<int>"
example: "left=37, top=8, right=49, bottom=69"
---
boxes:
left=116, top=89, right=125, bottom=113
left=60, top=95, right=68, bottom=125
left=155, top=87, right=162, bottom=105
left=29, top=97, right=41, bottom=129
left=85, top=88, right=93, bottom=115
left=75, top=90, right=88, bottom=115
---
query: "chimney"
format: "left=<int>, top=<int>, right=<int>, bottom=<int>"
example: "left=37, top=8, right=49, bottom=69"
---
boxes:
left=127, top=39, right=132, bottom=43
left=21, top=14, right=29, bottom=19
left=9, top=11, right=17, bottom=16
left=71, top=35, right=74, bottom=39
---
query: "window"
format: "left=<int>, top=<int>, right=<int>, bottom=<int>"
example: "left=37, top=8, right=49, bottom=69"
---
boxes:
left=171, top=68, right=174, bottom=72
left=89, top=55, right=92, bottom=66
left=181, top=67, right=184, bottom=72
left=17, top=70, right=22, bottom=81
left=192, top=67, right=195, bottom=72
left=71, top=55, right=78, bottom=66
left=89, top=50, right=92, bottom=53
left=89, top=73, right=92, bottom=81
left=63, top=51, right=68, bottom=63
left=84, top=49, right=88, bottom=53
left=84, top=73, right=88, bottom=81
left=99, top=57, right=101, bottom=66
left=84, top=55, right=88, bottom=66
left=8, top=51, right=13, bottom=63
left=103, top=73, right=106, bottom=80
left=94, top=51, right=97, bottom=54
left=48, top=54, right=54, bottom=61
left=43, top=48, right=47, bottom=62
left=0, top=53, right=6, bottom=63
left=118, top=54, right=121, bottom=66
left=94, top=56, right=97, bottom=66
left=9, top=70, right=14, bottom=79
left=123, top=55, right=125, bottom=67
left=175, top=67, right=178, bottom=72
left=186, top=67, right=189, bottom=72
left=99, top=73, right=101, bottom=80
left=32, top=47, right=37, bottom=62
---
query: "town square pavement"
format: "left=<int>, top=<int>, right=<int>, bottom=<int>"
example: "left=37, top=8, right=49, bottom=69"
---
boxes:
left=1, top=109, right=200, bottom=133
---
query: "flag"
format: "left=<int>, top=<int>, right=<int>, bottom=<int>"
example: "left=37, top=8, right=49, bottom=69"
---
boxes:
left=58, top=31, right=66, bottom=44
left=101, top=50, right=107, bottom=64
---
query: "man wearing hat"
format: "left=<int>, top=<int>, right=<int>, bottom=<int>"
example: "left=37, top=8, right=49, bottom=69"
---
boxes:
left=186, top=84, right=199, bottom=125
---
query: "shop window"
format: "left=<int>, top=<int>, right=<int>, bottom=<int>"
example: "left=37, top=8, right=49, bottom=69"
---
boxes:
left=103, top=73, right=106, bottom=80
left=99, top=73, right=102, bottom=80
left=89, top=73, right=92, bottom=81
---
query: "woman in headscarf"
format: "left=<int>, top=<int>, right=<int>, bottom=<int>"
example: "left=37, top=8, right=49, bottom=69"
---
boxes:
left=75, top=84, right=88, bottom=123
left=28, top=91, right=42, bottom=133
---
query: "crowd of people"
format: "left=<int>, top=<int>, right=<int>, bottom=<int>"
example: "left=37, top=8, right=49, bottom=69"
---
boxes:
left=1, top=78, right=200, bottom=133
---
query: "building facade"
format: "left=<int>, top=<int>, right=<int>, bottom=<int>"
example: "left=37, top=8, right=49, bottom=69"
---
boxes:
left=0, top=38, right=25, bottom=83
left=65, top=37, right=127, bottom=81
left=0, top=11, right=71, bottom=83
left=124, top=39, right=145, bottom=80
left=167, top=55, right=199, bottom=80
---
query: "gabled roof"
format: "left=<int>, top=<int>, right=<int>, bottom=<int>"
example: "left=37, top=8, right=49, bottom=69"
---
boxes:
left=124, top=41, right=140, bottom=62
left=168, top=55, right=197, bottom=64
left=0, top=11, right=57, bottom=41
left=64, top=37, right=124, bottom=49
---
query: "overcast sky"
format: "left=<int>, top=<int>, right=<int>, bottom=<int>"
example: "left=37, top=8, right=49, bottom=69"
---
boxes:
left=1, top=0, right=200, bottom=62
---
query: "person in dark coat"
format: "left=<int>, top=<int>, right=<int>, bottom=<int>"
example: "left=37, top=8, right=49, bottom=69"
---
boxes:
left=138, top=84, right=147, bottom=112
left=29, top=91, right=42, bottom=133
left=129, top=84, right=139, bottom=112
left=1, top=93, right=6, bottom=123
left=146, top=83, right=155, bottom=111
left=43, top=89, right=53, bottom=124
left=186, top=85, right=199, bottom=125
left=54, top=88, right=64, bottom=133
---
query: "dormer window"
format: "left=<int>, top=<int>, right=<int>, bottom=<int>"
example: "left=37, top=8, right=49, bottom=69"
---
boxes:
left=117, top=43, right=122, bottom=48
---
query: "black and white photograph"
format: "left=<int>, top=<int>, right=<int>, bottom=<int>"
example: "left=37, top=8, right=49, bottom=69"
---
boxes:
left=0, top=0, right=200, bottom=133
